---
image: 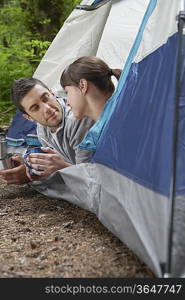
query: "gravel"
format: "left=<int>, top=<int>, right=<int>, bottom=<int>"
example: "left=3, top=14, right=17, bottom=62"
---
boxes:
left=0, top=180, right=155, bottom=278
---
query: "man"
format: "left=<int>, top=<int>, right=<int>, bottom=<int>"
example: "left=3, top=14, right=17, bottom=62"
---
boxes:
left=0, top=77, right=94, bottom=188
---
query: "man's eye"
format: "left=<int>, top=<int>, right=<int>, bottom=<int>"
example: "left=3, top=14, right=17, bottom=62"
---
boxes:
left=31, top=105, right=39, bottom=112
left=43, top=94, right=49, bottom=102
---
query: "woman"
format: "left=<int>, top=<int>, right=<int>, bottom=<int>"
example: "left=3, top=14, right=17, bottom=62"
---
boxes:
left=60, top=56, right=122, bottom=121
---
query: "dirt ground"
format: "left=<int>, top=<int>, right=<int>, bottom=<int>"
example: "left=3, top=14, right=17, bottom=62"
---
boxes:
left=0, top=180, right=155, bottom=278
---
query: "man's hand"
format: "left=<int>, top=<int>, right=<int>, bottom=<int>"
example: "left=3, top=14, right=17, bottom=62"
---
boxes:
left=11, top=154, right=24, bottom=167
left=26, top=147, right=72, bottom=180
left=0, top=164, right=30, bottom=185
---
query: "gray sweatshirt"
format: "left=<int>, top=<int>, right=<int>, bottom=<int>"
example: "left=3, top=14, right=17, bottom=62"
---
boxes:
left=37, top=97, right=94, bottom=164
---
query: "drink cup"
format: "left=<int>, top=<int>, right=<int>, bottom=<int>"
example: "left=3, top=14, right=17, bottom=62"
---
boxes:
left=23, top=147, right=47, bottom=176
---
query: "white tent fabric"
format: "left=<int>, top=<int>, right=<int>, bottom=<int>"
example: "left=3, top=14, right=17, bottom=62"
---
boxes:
left=96, top=0, right=149, bottom=67
left=34, top=0, right=111, bottom=93
left=32, top=0, right=184, bottom=278
left=34, top=0, right=148, bottom=93
left=135, top=0, right=178, bottom=63
left=60, top=163, right=168, bottom=276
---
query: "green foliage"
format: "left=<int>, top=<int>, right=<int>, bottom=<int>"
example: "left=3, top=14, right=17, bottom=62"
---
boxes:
left=0, top=0, right=80, bottom=126
left=23, top=40, right=51, bottom=64
left=0, top=1, right=30, bottom=124
left=0, top=100, right=15, bottom=127
left=20, top=0, right=81, bottom=41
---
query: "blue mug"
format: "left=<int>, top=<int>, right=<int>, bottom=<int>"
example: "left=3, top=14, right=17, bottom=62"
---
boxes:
left=23, top=147, right=47, bottom=176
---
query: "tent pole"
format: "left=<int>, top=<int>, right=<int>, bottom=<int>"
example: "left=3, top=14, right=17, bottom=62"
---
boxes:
left=164, top=0, right=185, bottom=278
left=181, top=0, right=185, bottom=11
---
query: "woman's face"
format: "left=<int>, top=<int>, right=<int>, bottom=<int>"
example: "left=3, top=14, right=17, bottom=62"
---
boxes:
left=64, top=85, right=87, bottom=119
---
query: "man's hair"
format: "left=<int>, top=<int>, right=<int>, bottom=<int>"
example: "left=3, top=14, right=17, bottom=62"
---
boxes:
left=11, top=77, right=49, bottom=113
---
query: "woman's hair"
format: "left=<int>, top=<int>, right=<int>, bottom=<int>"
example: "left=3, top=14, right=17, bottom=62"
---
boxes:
left=60, top=56, right=122, bottom=95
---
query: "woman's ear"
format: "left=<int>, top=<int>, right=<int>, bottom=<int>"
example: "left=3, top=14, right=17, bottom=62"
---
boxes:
left=22, top=113, right=34, bottom=122
left=79, top=79, right=88, bottom=95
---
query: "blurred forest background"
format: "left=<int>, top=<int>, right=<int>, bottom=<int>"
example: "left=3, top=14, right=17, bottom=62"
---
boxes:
left=0, top=0, right=80, bottom=126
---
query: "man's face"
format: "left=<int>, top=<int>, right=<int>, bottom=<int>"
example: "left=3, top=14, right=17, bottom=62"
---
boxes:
left=21, top=84, right=62, bottom=128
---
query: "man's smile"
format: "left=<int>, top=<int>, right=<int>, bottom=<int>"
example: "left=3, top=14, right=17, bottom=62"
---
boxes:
left=47, top=110, right=57, bottom=120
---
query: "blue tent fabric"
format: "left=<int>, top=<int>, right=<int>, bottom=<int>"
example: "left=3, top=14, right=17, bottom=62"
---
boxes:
left=93, top=33, right=179, bottom=197
left=79, top=0, right=157, bottom=152
left=175, top=32, right=185, bottom=196
left=92, top=0, right=104, bottom=4
left=6, top=109, right=41, bottom=147
left=78, top=0, right=185, bottom=198
left=18, top=0, right=185, bottom=277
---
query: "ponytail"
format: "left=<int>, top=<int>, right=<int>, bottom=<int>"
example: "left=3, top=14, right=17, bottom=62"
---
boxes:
left=110, top=68, right=122, bottom=80
left=60, top=56, right=122, bottom=95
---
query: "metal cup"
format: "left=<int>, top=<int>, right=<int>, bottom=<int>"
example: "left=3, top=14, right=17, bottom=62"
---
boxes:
left=0, top=136, right=14, bottom=170
left=0, top=153, right=14, bottom=170
left=0, top=136, right=7, bottom=159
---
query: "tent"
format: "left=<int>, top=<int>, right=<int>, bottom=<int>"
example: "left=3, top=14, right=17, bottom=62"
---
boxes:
left=6, top=109, right=41, bottom=153
left=8, top=0, right=185, bottom=277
